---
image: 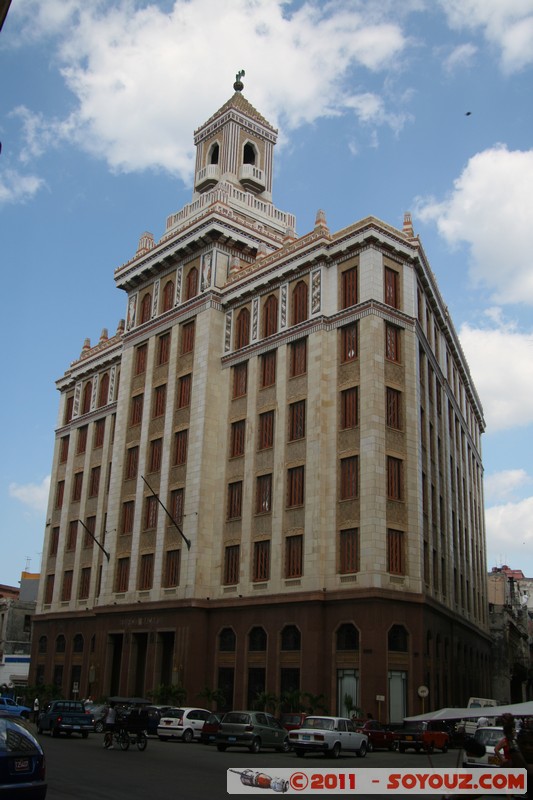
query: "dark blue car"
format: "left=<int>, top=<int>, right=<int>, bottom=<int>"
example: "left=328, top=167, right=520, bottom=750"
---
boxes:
left=0, top=716, right=47, bottom=798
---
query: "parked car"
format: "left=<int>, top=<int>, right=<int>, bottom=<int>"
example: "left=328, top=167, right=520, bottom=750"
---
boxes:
left=157, top=707, right=210, bottom=742
left=216, top=711, right=290, bottom=754
left=200, top=712, right=222, bottom=744
left=461, top=726, right=503, bottom=768
left=142, top=705, right=172, bottom=736
left=83, top=703, right=107, bottom=733
left=0, top=715, right=47, bottom=798
left=0, top=697, right=32, bottom=719
left=353, top=719, right=396, bottom=751
left=280, top=712, right=307, bottom=731
left=289, top=716, right=368, bottom=759
left=394, top=720, right=449, bottom=753
left=37, top=700, right=94, bottom=738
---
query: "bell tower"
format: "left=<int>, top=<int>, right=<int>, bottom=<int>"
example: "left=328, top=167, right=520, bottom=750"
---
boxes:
left=193, top=70, right=277, bottom=202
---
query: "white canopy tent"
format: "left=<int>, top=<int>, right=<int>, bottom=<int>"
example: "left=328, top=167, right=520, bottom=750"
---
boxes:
left=405, top=702, right=533, bottom=722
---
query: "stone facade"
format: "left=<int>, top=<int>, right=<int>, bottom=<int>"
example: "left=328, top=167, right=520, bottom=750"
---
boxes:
left=30, top=84, right=491, bottom=722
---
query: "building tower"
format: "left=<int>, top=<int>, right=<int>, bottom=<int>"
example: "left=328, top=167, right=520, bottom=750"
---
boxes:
left=31, top=78, right=490, bottom=720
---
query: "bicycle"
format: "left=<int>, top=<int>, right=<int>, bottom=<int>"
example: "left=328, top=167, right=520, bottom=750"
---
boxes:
left=104, top=726, right=147, bottom=751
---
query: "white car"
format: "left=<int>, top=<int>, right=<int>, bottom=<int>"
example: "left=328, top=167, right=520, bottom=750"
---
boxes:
left=462, top=726, right=503, bottom=768
left=157, top=707, right=210, bottom=742
left=289, top=715, right=368, bottom=759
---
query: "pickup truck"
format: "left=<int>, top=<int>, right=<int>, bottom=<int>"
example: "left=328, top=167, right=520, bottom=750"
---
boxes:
left=394, top=720, right=450, bottom=753
left=37, top=700, right=94, bottom=738
left=0, top=697, right=32, bottom=718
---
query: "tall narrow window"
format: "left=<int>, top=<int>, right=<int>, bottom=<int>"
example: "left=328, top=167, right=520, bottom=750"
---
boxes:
left=61, top=570, right=73, bottom=602
left=89, top=465, right=101, bottom=497
left=65, top=396, right=74, bottom=424
left=387, top=457, right=403, bottom=500
left=55, top=480, right=65, bottom=509
left=130, top=394, right=144, bottom=426
left=135, top=343, right=147, bottom=375
left=153, top=384, right=167, bottom=418
left=98, top=373, right=109, bottom=408
left=185, top=267, right=198, bottom=300
left=385, top=324, right=401, bottom=363
left=230, top=420, right=246, bottom=458
left=177, top=374, right=192, bottom=408
left=287, top=466, right=305, bottom=507
left=139, top=293, right=151, bottom=323
left=384, top=267, right=400, bottom=308
left=162, top=280, right=174, bottom=312
left=181, top=320, right=195, bottom=354
left=289, top=400, right=306, bottom=441
left=81, top=382, right=92, bottom=414
left=340, top=456, right=359, bottom=500
left=341, top=387, right=358, bottom=429
left=77, top=426, right=88, bottom=454
left=342, top=267, right=358, bottom=309
left=94, top=418, right=105, bottom=448
left=292, top=281, right=308, bottom=325
left=258, top=410, right=274, bottom=450
left=386, top=387, right=402, bottom=429
left=253, top=540, right=270, bottom=582
left=67, top=520, right=78, bottom=551
left=339, top=528, right=359, bottom=574
left=260, top=351, right=276, bottom=388
left=144, top=496, right=158, bottom=529
left=121, top=501, right=135, bottom=534
left=49, top=527, right=60, bottom=556
left=290, top=339, right=307, bottom=377
left=173, top=430, right=188, bottom=465
left=235, top=308, right=250, bottom=349
left=227, top=481, right=243, bottom=520
left=285, top=535, right=303, bottom=578
left=232, top=362, right=248, bottom=398
left=256, top=474, right=272, bottom=514
left=263, top=294, right=278, bottom=338
left=138, top=553, right=154, bottom=590
left=125, top=446, right=139, bottom=480
left=387, top=529, right=405, bottom=575
left=72, top=472, right=83, bottom=502
left=59, top=435, right=70, bottom=463
left=224, top=545, right=240, bottom=585
left=158, top=332, right=171, bottom=365
left=149, top=438, right=162, bottom=472
left=83, top=516, right=95, bottom=548
left=163, top=549, right=180, bottom=587
left=341, top=323, right=357, bottom=362
left=169, top=488, right=184, bottom=525
left=115, top=557, right=130, bottom=592
left=78, top=567, right=91, bottom=600
left=44, top=574, right=55, bottom=604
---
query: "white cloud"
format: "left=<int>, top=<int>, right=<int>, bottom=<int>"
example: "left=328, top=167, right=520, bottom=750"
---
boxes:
left=485, top=495, right=533, bottom=572
left=484, top=469, right=532, bottom=504
left=416, top=146, right=533, bottom=306
left=439, top=0, right=533, bottom=73
left=0, top=168, right=45, bottom=205
left=442, top=43, right=478, bottom=73
left=9, top=476, right=50, bottom=514
left=459, top=316, right=533, bottom=432
left=8, top=0, right=410, bottom=181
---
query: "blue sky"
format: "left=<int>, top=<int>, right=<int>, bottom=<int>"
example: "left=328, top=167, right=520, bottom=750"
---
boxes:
left=1, top=0, right=533, bottom=587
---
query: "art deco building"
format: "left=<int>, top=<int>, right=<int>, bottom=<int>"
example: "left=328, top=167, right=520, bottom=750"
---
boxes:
left=30, top=79, right=491, bottom=722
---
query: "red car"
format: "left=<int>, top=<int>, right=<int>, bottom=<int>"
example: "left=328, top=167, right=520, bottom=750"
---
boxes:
left=354, top=719, right=395, bottom=751
left=280, top=712, right=307, bottom=732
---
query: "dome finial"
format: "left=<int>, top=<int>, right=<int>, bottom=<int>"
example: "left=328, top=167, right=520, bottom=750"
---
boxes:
left=234, top=69, right=245, bottom=92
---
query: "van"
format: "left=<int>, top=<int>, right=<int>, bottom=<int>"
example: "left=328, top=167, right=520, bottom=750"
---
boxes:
left=464, top=698, right=498, bottom=735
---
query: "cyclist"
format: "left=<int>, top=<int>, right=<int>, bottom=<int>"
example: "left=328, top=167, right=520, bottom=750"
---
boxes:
left=103, top=703, right=117, bottom=749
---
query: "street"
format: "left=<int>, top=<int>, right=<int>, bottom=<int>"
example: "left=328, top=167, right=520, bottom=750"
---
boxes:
left=37, top=730, right=517, bottom=800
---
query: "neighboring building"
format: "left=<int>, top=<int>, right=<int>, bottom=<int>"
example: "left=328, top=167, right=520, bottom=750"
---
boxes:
left=0, top=573, right=39, bottom=689
left=488, top=565, right=531, bottom=703
left=30, top=79, right=490, bottom=722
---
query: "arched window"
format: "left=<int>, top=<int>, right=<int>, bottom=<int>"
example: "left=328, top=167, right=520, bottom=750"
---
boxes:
left=263, top=295, right=278, bottom=338
left=336, top=623, right=359, bottom=651
left=281, top=625, right=301, bottom=651
left=38, top=635, right=47, bottom=654
left=209, top=142, right=219, bottom=165
left=56, top=634, right=66, bottom=653
left=162, top=279, right=175, bottom=312
left=235, top=308, right=250, bottom=349
left=292, top=281, right=308, bottom=325
left=140, top=293, right=152, bottom=324
left=81, top=381, right=92, bottom=414
left=388, top=624, right=408, bottom=652
left=73, top=633, right=84, bottom=653
left=185, top=267, right=198, bottom=301
left=98, top=373, right=109, bottom=408
left=219, top=627, right=236, bottom=652
left=248, top=626, right=267, bottom=652
left=243, top=142, right=256, bottom=165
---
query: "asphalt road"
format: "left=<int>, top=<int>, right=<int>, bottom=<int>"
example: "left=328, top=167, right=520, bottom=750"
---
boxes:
left=37, top=730, right=520, bottom=800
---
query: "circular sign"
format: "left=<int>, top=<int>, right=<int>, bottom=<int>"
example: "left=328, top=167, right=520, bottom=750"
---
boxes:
left=418, top=685, right=429, bottom=698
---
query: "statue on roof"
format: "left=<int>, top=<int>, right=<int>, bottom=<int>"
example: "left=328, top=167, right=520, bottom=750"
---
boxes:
left=234, top=69, right=245, bottom=92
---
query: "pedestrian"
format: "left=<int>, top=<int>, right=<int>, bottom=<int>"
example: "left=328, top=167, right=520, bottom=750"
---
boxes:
left=495, top=713, right=518, bottom=767
left=33, top=697, right=40, bottom=724
left=103, top=703, right=117, bottom=749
